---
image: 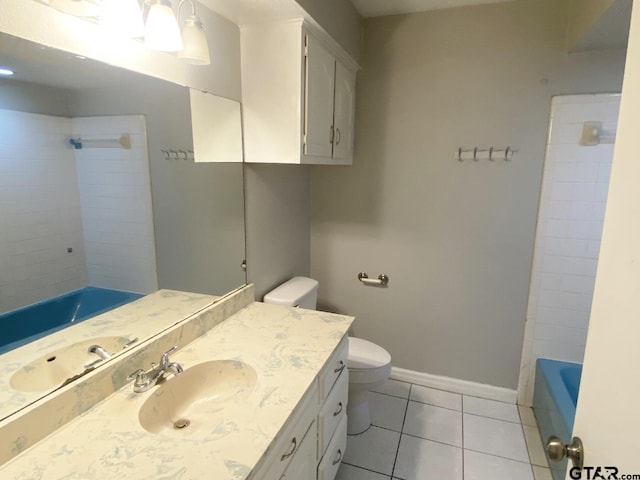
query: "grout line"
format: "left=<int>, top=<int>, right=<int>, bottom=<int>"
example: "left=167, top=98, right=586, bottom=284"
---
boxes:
left=463, top=446, right=533, bottom=466
left=390, top=384, right=412, bottom=478
left=461, top=393, right=465, bottom=479
left=406, top=398, right=463, bottom=413
left=462, top=410, right=524, bottom=425
left=340, top=461, right=393, bottom=478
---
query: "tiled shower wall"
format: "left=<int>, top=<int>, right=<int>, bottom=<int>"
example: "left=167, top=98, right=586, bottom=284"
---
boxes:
left=0, top=111, right=157, bottom=314
left=73, top=115, right=157, bottom=294
left=517, top=94, right=620, bottom=406
left=0, top=109, right=88, bottom=312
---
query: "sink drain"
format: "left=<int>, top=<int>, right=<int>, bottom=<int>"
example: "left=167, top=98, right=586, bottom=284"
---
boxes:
left=173, top=419, right=190, bottom=429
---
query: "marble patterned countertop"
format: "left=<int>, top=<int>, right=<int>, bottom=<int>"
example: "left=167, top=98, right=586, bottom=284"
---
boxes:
left=0, top=290, right=218, bottom=422
left=0, top=301, right=354, bottom=480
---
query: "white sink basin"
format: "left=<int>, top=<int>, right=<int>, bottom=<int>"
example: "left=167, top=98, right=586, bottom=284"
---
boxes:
left=10, top=336, right=130, bottom=392
left=138, top=359, right=257, bottom=435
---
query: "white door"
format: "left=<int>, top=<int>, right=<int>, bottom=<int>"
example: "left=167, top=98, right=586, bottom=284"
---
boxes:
left=303, top=34, right=336, bottom=158
left=332, top=61, right=356, bottom=162
left=567, top=3, right=640, bottom=478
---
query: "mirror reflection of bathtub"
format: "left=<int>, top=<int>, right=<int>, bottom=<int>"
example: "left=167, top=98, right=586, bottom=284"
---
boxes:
left=0, top=31, right=246, bottom=420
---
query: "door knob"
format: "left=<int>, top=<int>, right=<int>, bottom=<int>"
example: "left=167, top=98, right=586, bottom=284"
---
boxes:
left=546, top=436, right=584, bottom=470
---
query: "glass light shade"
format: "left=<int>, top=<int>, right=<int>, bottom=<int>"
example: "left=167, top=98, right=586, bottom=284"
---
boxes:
left=144, top=1, right=183, bottom=52
left=100, top=0, right=145, bottom=38
left=177, top=17, right=211, bottom=65
left=49, top=0, right=100, bottom=17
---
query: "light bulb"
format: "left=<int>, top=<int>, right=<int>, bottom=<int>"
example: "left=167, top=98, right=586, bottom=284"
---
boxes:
left=100, top=0, right=145, bottom=38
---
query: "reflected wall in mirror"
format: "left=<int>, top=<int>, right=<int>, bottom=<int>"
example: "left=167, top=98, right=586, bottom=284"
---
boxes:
left=0, top=32, right=246, bottom=418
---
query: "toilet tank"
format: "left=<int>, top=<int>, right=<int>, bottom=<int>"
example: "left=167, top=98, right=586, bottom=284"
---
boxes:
left=263, top=277, right=319, bottom=310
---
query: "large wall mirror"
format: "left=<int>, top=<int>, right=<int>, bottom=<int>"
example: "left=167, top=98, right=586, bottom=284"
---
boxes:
left=0, top=31, right=246, bottom=420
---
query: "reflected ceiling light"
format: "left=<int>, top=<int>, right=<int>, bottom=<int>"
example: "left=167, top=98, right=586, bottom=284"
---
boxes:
left=144, top=0, right=183, bottom=52
left=176, top=0, right=210, bottom=65
left=0, top=67, right=15, bottom=76
left=49, top=0, right=100, bottom=18
left=100, top=0, right=145, bottom=38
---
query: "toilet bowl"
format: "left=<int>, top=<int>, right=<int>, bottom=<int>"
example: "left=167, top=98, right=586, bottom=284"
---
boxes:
left=346, top=336, right=391, bottom=434
left=263, top=276, right=392, bottom=435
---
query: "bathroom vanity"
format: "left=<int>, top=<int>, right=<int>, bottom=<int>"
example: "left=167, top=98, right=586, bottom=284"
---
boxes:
left=0, top=285, right=354, bottom=480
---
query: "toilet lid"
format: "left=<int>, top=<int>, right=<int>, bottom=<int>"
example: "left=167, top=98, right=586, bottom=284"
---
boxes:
left=348, top=337, right=391, bottom=370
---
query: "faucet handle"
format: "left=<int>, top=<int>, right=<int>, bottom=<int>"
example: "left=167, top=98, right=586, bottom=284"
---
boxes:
left=160, top=345, right=178, bottom=366
left=127, top=369, right=147, bottom=382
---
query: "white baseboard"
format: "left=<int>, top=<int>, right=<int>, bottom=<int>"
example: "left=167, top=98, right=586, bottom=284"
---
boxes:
left=390, top=367, right=518, bottom=404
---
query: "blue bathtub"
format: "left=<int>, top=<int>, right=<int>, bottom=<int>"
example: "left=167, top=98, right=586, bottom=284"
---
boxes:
left=0, top=287, right=144, bottom=354
left=534, top=358, right=582, bottom=480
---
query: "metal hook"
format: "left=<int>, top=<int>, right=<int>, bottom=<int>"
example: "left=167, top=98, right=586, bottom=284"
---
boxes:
left=457, top=147, right=463, bottom=162
left=473, top=147, right=479, bottom=161
left=505, top=146, right=511, bottom=161
left=489, top=147, right=494, bottom=161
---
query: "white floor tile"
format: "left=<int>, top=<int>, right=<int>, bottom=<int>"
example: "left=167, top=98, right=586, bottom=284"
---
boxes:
left=393, top=434, right=463, bottom=480
left=523, top=424, right=550, bottom=467
left=371, top=379, right=411, bottom=399
left=403, top=401, right=462, bottom=447
left=463, top=413, right=529, bottom=462
left=336, top=463, right=390, bottom=480
left=463, top=396, right=521, bottom=423
left=343, top=426, right=400, bottom=476
left=464, top=450, right=534, bottom=480
left=409, top=385, right=462, bottom=411
left=519, top=405, right=538, bottom=426
left=370, top=392, right=408, bottom=432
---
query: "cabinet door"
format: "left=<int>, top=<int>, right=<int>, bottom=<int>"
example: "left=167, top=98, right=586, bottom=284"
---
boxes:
left=332, top=61, right=356, bottom=162
left=303, top=34, right=336, bottom=158
left=280, top=422, right=317, bottom=480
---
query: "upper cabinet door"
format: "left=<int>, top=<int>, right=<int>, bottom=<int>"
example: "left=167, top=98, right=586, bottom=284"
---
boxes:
left=190, top=89, right=243, bottom=163
left=332, top=61, right=356, bottom=162
left=304, top=35, right=336, bottom=158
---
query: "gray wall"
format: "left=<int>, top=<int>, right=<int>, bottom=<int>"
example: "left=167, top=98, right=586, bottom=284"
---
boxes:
left=245, top=164, right=311, bottom=299
left=310, top=0, right=627, bottom=389
left=0, top=80, right=71, bottom=116
left=295, top=0, right=363, bottom=62
left=70, top=76, right=246, bottom=297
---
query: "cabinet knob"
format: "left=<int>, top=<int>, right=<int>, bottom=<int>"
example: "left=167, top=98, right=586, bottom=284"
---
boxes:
left=335, top=127, right=342, bottom=145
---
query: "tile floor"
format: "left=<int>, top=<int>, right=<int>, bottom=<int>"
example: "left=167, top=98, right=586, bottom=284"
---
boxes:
left=335, top=379, right=552, bottom=480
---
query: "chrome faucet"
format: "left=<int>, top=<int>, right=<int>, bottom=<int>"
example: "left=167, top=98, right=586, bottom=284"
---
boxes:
left=127, top=346, right=184, bottom=393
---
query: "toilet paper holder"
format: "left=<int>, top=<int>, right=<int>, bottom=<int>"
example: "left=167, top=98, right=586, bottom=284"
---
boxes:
left=357, top=272, right=389, bottom=287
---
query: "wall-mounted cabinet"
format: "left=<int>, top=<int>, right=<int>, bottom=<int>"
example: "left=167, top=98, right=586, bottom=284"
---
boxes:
left=241, top=20, right=359, bottom=165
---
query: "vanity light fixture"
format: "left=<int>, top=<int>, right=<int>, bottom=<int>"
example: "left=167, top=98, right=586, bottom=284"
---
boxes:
left=176, top=0, right=210, bottom=65
left=0, top=67, right=15, bottom=76
left=48, top=0, right=100, bottom=17
left=100, top=0, right=145, bottom=38
left=144, top=0, right=183, bottom=52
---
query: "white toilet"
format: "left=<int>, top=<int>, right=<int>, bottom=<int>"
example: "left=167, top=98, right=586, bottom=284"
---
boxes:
left=264, top=276, right=392, bottom=435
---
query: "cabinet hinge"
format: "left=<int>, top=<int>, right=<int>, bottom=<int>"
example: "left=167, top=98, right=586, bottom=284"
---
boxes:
left=304, top=36, right=309, bottom=57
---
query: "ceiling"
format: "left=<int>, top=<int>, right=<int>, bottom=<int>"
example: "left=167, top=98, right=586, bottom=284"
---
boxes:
left=0, top=32, right=148, bottom=90
left=349, top=0, right=514, bottom=18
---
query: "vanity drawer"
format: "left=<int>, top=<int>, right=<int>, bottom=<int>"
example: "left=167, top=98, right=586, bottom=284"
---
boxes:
left=279, top=420, right=317, bottom=480
left=252, top=384, right=318, bottom=480
left=319, top=336, right=348, bottom=400
left=317, top=414, right=347, bottom=480
left=317, top=369, right=348, bottom=457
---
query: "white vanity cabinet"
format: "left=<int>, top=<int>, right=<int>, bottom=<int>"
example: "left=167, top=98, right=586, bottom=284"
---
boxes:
left=251, top=337, right=349, bottom=480
left=241, top=20, right=358, bottom=165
